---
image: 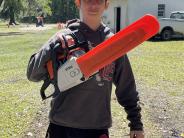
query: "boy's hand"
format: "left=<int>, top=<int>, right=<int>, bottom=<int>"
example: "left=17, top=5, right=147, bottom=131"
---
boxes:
left=49, top=33, right=75, bottom=55
left=130, top=131, right=144, bottom=138
left=57, top=33, right=75, bottom=48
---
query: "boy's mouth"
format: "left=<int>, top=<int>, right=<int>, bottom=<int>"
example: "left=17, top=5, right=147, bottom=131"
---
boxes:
left=88, top=10, right=99, bottom=15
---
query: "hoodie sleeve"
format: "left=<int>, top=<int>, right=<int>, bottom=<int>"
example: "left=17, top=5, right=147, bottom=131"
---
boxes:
left=113, top=55, right=143, bottom=131
left=26, top=33, right=60, bottom=82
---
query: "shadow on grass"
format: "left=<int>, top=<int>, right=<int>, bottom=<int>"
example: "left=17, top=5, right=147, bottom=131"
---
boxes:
left=0, top=32, right=25, bottom=36
left=149, top=36, right=184, bottom=42
left=0, top=24, right=8, bottom=27
left=0, top=31, right=37, bottom=36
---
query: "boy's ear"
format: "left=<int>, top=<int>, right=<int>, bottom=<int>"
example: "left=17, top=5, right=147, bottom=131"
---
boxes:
left=105, top=1, right=109, bottom=10
left=75, top=0, right=81, bottom=8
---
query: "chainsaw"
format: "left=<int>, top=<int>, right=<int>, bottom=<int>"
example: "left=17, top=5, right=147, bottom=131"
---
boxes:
left=40, top=14, right=160, bottom=100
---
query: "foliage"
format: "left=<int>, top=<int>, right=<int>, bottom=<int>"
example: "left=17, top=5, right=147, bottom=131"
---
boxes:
left=23, top=0, right=52, bottom=17
left=50, top=0, right=79, bottom=22
left=0, top=0, right=79, bottom=23
left=0, top=0, right=52, bottom=23
left=0, top=0, right=24, bottom=20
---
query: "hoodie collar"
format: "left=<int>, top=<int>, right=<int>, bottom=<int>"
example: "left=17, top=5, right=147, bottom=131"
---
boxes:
left=66, top=19, right=106, bottom=33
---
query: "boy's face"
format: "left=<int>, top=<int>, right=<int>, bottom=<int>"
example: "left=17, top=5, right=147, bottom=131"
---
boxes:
left=78, top=0, right=109, bottom=20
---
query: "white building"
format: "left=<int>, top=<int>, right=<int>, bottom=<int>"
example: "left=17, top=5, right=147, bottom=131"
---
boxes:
left=104, top=0, right=184, bottom=33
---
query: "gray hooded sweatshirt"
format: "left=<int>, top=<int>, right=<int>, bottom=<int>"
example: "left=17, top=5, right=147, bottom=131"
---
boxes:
left=27, top=19, right=143, bottom=131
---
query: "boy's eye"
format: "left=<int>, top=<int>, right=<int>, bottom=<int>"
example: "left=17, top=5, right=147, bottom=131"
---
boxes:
left=83, top=0, right=105, bottom=4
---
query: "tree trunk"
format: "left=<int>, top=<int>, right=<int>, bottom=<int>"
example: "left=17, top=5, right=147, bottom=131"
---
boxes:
left=28, top=0, right=32, bottom=25
left=9, top=6, right=17, bottom=25
left=0, top=0, right=3, bottom=7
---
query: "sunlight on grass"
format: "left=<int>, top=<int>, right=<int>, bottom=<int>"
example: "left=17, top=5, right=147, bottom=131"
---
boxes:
left=1, top=22, right=184, bottom=137
left=0, top=24, right=57, bottom=137
left=129, top=41, right=184, bottom=96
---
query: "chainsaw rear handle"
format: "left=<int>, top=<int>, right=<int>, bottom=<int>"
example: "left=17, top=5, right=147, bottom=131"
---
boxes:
left=46, top=32, right=89, bottom=80
left=41, top=32, right=89, bottom=100
left=46, top=43, right=65, bottom=80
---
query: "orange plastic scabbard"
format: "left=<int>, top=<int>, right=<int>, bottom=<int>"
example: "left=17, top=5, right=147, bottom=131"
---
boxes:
left=76, top=14, right=160, bottom=78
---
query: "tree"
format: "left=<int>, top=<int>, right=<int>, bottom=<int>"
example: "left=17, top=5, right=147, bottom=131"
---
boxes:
left=0, top=0, right=78, bottom=24
left=0, top=0, right=51, bottom=24
left=23, top=0, right=51, bottom=23
left=51, top=0, right=79, bottom=22
left=0, top=0, right=3, bottom=6
left=25, top=0, right=51, bottom=17
left=0, top=0, right=23, bottom=25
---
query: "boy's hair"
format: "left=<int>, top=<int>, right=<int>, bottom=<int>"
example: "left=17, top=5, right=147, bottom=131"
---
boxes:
left=75, top=0, right=108, bottom=6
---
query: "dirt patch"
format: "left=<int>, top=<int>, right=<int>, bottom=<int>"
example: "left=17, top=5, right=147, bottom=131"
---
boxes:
left=137, top=80, right=184, bottom=138
left=22, top=100, right=50, bottom=138
left=22, top=81, right=184, bottom=138
left=19, top=24, right=56, bottom=32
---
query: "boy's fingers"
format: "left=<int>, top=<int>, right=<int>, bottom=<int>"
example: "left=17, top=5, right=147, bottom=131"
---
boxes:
left=57, top=34, right=74, bottom=48
left=130, top=131, right=144, bottom=138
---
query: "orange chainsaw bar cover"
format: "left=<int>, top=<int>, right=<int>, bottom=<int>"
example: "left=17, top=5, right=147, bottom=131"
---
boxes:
left=76, top=14, right=160, bottom=78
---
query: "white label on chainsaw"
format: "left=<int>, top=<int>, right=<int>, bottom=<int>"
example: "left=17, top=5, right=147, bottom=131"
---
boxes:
left=57, top=57, right=85, bottom=92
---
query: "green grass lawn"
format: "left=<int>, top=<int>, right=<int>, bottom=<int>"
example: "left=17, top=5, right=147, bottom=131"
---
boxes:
left=0, top=23, right=57, bottom=138
left=129, top=40, right=184, bottom=96
left=0, top=23, right=184, bottom=137
left=110, top=40, right=184, bottom=137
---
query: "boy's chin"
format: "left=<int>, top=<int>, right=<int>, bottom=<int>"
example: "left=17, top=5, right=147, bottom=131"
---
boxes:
left=88, top=14, right=101, bottom=18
